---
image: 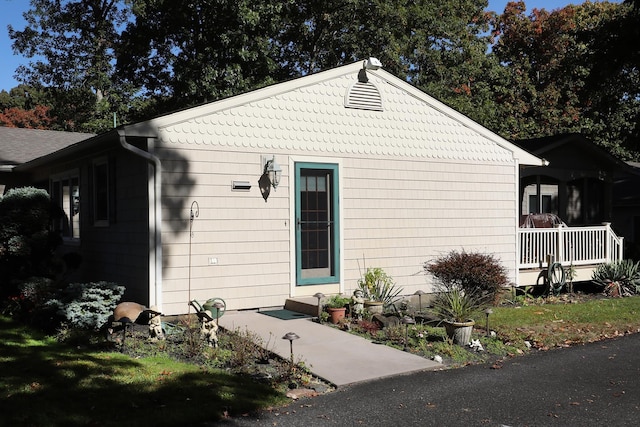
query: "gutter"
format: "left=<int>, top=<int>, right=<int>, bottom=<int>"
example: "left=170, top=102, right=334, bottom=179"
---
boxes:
left=117, top=129, right=163, bottom=310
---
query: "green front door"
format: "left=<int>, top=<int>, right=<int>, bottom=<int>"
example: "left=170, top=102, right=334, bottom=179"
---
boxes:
left=295, top=162, right=340, bottom=285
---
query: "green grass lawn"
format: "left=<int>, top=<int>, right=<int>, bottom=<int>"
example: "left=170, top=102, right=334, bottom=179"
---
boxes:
left=490, top=295, right=640, bottom=349
left=347, top=294, right=640, bottom=366
left=0, top=316, right=287, bottom=426
left=2, top=295, right=640, bottom=425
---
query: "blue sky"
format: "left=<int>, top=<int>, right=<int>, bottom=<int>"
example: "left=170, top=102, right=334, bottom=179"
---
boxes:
left=0, top=0, right=621, bottom=93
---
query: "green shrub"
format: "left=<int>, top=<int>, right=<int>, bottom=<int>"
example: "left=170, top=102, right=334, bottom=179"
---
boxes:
left=0, top=187, right=62, bottom=294
left=424, top=250, right=509, bottom=303
left=47, top=281, right=125, bottom=331
left=592, top=259, right=640, bottom=297
left=325, top=294, right=350, bottom=308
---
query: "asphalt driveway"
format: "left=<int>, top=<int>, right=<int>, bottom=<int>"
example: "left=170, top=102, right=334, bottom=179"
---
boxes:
left=221, top=333, right=640, bottom=426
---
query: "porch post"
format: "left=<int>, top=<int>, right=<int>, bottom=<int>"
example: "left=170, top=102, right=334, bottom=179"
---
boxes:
left=536, top=175, right=542, bottom=213
left=556, top=224, right=564, bottom=264
left=603, top=222, right=612, bottom=262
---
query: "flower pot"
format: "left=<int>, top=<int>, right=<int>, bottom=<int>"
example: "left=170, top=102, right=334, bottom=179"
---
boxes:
left=364, top=300, right=383, bottom=315
left=327, top=307, right=346, bottom=324
left=443, top=320, right=475, bottom=345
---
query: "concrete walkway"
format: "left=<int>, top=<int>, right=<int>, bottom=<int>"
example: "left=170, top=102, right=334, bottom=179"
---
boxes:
left=218, top=310, right=442, bottom=387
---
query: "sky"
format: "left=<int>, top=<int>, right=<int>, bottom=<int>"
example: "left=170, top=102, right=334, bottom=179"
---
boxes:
left=0, top=0, right=622, bottom=93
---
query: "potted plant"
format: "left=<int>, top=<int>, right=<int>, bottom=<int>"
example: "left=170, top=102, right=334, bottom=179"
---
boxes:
left=325, top=294, right=350, bottom=324
left=357, top=267, right=403, bottom=314
left=431, top=286, right=487, bottom=345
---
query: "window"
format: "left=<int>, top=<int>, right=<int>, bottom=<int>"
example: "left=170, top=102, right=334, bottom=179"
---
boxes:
left=51, top=172, right=80, bottom=240
left=93, top=159, right=110, bottom=225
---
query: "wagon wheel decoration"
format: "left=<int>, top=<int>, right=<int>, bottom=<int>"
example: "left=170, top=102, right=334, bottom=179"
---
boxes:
left=547, top=262, right=566, bottom=296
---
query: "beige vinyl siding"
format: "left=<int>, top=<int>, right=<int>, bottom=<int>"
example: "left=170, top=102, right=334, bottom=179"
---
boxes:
left=56, top=151, right=151, bottom=304
left=157, top=144, right=518, bottom=313
left=339, top=156, right=517, bottom=297
left=159, top=147, right=292, bottom=314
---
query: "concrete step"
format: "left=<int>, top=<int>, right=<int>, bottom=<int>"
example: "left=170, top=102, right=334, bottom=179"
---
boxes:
left=284, top=297, right=320, bottom=317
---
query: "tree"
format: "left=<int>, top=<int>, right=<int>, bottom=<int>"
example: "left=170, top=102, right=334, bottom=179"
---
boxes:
left=8, top=0, right=137, bottom=132
left=403, top=0, right=499, bottom=121
left=0, top=105, right=54, bottom=129
left=276, top=0, right=500, bottom=123
left=275, top=0, right=411, bottom=77
left=586, top=0, right=640, bottom=159
left=117, top=0, right=291, bottom=114
left=491, top=1, right=638, bottom=159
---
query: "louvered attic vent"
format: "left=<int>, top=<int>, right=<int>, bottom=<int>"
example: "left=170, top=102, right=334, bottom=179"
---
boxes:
left=344, top=81, right=383, bottom=111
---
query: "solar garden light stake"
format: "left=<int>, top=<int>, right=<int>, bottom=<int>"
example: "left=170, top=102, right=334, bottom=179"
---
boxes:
left=314, top=292, right=325, bottom=323
left=413, top=290, right=425, bottom=314
left=484, top=308, right=493, bottom=337
left=401, top=315, right=416, bottom=351
left=212, top=301, right=225, bottom=329
left=282, top=332, right=300, bottom=366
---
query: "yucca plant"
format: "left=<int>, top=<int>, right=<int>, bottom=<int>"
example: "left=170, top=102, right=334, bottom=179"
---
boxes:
left=592, top=259, right=640, bottom=297
left=431, top=286, right=488, bottom=323
left=357, top=267, right=403, bottom=308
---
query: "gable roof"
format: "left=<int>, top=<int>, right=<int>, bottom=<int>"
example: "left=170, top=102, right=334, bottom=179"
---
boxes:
left=125, top=61, right=544, bottom=166
left=513, top=133, right=630, bottom=170
left=0, top=126, right=95, bottom=168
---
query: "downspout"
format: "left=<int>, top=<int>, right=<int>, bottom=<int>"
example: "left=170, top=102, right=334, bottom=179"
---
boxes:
left=117, top=129, right=163, bottom=311
left=514, top=158, right=520, bottom=288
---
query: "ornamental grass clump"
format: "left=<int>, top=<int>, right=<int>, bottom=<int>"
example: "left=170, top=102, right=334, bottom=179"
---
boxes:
left=431, top=287, right=487, bottom=323
left=592, top=259, right=640, bottom=297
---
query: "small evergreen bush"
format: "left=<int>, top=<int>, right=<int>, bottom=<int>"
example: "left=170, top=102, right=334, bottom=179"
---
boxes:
left=0, top=187, right=62, bottom=294
left=47, top=281, right=126, bottom=330
left=424, top=250, right=509, bottom=303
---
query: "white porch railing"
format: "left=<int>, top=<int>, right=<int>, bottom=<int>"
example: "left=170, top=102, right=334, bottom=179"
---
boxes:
left=518, top=223, right=624, bottom=269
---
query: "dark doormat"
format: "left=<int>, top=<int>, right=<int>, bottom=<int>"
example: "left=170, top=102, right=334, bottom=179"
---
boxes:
left=260, top=309, right=312, bottom=320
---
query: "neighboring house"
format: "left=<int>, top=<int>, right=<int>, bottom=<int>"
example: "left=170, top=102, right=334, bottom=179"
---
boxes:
left=612, top=161, right=640, bottom=260
left=10, top=60, right=544, bottom=315
left=0, top=127, right=95, bottom=193
left=513, top=134, right=640, bottom=258
left=513, top=134, right=621, bottom=226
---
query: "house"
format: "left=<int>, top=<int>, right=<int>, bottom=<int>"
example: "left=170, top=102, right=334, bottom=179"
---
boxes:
left=0, top=127, right=95, bottom=193
left=10, top=60, right=545, bottom=315
left=514, top=134, right=640, bottom=259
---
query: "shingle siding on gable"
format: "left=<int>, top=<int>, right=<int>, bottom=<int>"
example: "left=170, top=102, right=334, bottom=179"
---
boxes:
left=158, top=74, right=513, bottom=163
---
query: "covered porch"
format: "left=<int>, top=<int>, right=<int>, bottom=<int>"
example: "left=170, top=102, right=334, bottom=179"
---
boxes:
left=518, top=223, right=624, bottom=286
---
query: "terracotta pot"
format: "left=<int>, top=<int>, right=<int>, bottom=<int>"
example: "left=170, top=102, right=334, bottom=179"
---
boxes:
left=327, top=307, right=346, bottom=324
left=443, top=319, right=475, bottom=345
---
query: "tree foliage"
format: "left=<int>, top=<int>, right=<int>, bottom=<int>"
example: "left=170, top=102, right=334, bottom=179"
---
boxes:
left=0, top=105, right=53, bottom=128
left=491, top=1, right=639, bottom=159
left=8, top=0, right=138, bottom=132
left=3, top=0, right=639, bottom=160
left=117, top=0, right=291, bottom=115
left=0, top=187, right=62, bottom=295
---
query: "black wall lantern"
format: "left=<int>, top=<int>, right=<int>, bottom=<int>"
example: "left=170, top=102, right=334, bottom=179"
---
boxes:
left=259, top=155, right=282, bottom=201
